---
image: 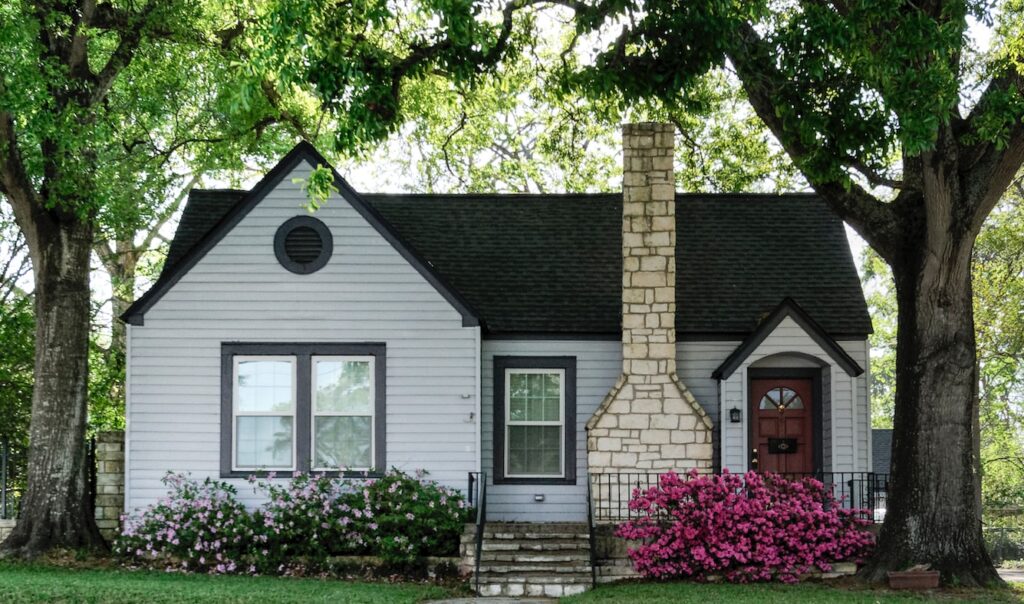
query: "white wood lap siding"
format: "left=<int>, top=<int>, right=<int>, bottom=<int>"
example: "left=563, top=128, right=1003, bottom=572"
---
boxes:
left=126, top=161, right=478, bottom=511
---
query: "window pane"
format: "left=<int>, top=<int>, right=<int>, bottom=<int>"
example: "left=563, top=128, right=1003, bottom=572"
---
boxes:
left=236, top=416, right=293, bottom=468
left=237, top=360, right=293, bottom=413
left=509, top=373, right=529, bottom=421
left=315, top=359, right=372, bottom=414
left=543, top=373, right=560, bottom=398
left=314, top=416, right=372, bottom=469
left=508, top=371, right=562, bottom=422
left=508, top=425, right=562, bottom=476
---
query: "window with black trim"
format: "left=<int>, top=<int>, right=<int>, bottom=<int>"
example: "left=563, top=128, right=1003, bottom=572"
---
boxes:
left=274, top=216, right=333, bottom=274
left=221, top=343, right=385, bottom=477
left=493, top=356, right=576, bottom=485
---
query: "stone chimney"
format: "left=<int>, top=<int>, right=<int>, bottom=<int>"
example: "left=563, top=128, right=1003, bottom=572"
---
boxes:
left=587, top=123, right=712, bottom=491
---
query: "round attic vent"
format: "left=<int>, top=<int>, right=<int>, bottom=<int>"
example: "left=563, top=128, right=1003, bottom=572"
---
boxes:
left=274, top=216, right=333, bottom=274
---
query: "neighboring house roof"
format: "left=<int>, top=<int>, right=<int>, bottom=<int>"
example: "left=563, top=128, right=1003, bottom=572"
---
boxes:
left=711, top=298, right=866, bottom=380
left=872, top=429, right=893, bottom=474
left=125, top=143, right=873, bottom=337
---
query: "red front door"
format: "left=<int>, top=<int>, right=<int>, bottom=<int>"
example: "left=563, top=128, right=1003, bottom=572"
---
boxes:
left=751, top=378, right=814, bottom=474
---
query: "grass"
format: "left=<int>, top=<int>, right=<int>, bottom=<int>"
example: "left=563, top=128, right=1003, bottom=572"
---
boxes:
left=2, top=561, right=1021, bottom=604
left=562, top=580, right=1024, bottom=603
left=0, top=561, right=460, bottom=604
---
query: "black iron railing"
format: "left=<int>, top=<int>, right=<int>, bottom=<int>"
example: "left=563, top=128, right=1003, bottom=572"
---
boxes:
left=467, top=471, right=487, bottom=594
left=1, top=436, right=20, bottom=520
left=590, top=471, right=889, bottom=523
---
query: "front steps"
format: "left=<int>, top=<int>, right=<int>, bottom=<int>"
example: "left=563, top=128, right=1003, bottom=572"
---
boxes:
left=462, top=522, right=593, bottom=597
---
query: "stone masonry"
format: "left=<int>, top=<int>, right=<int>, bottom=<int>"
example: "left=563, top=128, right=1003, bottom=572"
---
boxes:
left=95, top=430, right=125, bottom=542
left=586, top=123, right=713, bottom=516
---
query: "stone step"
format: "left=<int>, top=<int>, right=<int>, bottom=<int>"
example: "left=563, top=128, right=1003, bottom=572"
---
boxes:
left=481, top=552, right=591, bottom=563
left=481, top=543, right=589, bottom=554
left=482, top=540, right=590, bottom=552
left=484, top=531, right=589, bottom=540
left=477, top=581, right=589, bottom=598
left=476, top=572, right=594, bottom=584
left=479, top=563, right=593, bottom=574
left=484, top=522, right=588, bottom=532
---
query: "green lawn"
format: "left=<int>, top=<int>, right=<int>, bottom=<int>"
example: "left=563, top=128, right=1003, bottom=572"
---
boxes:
left=562, top=581, right=1024, bottom=604
left=1, top=562, right=1020, bottom=604
left=0, top=562, right=459, bottom=604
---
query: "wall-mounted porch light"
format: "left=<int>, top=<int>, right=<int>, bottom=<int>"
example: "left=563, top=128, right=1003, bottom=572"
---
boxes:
left=729, top=407, right=742, bottom=423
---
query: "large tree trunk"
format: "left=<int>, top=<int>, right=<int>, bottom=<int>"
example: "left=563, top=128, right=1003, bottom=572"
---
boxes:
left=861, top=191, right=999, bottom=586
left=0, top=215, right=105, bottom=556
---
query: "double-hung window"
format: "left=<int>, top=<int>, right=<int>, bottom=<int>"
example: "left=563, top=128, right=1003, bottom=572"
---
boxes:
left=221, top=343, right=385, bottom=477
left=494, top=357, right=576, bottom=485
left=312, top=357, right=375, bottom=471
left=233, top=357, right=297, bottom=470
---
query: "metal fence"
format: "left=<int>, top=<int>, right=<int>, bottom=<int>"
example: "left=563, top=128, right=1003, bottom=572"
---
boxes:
left=1, top=437, right=19, bottom=520
left=590, top=471, right=889, bottom=523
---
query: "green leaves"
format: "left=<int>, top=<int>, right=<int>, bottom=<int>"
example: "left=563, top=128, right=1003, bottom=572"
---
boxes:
left=295, top=165, right=339, bottom=211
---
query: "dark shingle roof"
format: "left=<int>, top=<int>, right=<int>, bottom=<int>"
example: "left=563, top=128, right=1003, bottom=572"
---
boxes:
left=160, top=190, right=872, bottom=337
left=164, top=189, right=248, bottom=270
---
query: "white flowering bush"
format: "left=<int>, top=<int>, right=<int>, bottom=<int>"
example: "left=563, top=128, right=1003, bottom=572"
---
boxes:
left=116, top=473, right=256, bottom=574
left=116, top=468, right=472, bottom=573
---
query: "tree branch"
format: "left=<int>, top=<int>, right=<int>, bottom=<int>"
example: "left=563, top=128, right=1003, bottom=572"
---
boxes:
left=0, top=111, right=45, bottom=258
left=727, top=21, right=902, bottom=260
left=962, top=70, right=1024, bottom=232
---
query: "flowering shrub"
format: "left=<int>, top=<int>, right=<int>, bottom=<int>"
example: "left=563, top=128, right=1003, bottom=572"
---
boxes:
left=115, top=473, right=256, bottom=574
left=117, top=468, right=471, bottom=574
left=616, top=471, right=874, bottom=583
left=361, top=469, right=470, bottom=564
left=252, top=472, right=369, bottom=571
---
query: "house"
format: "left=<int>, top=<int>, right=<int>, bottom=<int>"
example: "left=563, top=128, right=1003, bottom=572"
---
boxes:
left=121, top=123, right=875, bottom=593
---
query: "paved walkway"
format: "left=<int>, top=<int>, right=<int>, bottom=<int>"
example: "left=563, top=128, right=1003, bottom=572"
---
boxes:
left=999, top=568, right=1024, bottom=583
left=426, top=599, right=552, bottom=603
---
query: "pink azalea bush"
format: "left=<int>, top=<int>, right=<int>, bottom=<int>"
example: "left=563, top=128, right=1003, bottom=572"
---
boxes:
left=115, top=468, right=471, bottom=574
left=615, top=470, right=874, bottom=583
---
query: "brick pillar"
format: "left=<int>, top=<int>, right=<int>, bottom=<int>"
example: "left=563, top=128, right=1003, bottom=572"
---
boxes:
left=586, top=123, right=713, bottom=518
left=95, top=430, right=125, bottom=541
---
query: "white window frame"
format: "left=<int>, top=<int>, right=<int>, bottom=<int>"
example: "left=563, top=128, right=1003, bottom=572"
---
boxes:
left=311, top=355, right=376, bottom=472
left=232, top=356, right=298, bottom=472
left=504, top=367, right=566, bottom=479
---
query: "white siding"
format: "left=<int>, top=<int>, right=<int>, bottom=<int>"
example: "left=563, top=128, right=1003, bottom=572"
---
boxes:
left=126, top=161, right=478, bottom=511
left=718, top=316, right=870, bottom=473
left=481, top=340, right=620, bottom=521
left=481, top=339, right=728, bottom=521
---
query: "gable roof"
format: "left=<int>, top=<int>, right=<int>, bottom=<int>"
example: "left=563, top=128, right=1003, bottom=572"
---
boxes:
left=711, top=298, right=865, bottom=380
left=122, top=142, right=479, bottom=327
left=125, top=145, right=873, bottom=338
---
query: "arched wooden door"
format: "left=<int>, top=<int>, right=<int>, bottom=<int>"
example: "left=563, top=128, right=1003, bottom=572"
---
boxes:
left=750, top=378, right=814, bottom=474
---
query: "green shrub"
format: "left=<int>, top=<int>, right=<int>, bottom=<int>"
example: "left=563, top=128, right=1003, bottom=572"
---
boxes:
left=117, top=469, right=472, bottom=574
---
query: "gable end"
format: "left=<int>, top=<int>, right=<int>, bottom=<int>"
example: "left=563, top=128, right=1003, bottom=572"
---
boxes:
left=712, top=298, right=865, bottom=380
left=121, top=141, right=480, bottom=327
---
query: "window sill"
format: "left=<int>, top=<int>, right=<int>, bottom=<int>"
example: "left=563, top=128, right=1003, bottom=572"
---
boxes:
left=221, top=469, right=384, bottom=480
left=494, top=476, right=576, bottom=486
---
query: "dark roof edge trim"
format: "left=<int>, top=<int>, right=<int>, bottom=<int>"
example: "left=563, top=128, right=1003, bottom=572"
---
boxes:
left=483, top=330, right=870, bottom=342
left=122, top=141, right=480, bottom=328
left=711, top=298, right=865, bottom=380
